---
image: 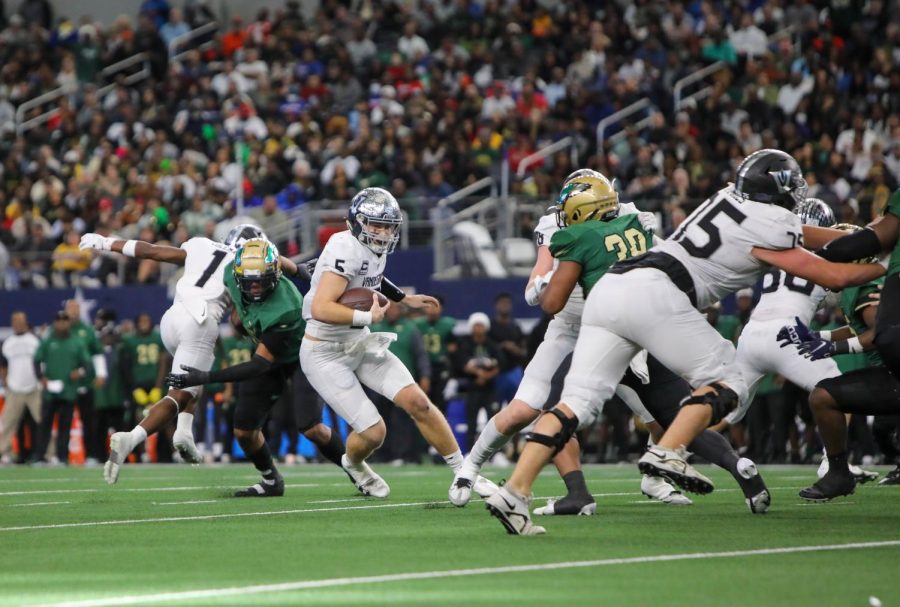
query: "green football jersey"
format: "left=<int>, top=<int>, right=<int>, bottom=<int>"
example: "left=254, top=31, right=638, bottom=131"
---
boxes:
left=121, top=331, right=164, bottom=387
left=883, top=188, right=900, bottom=277
left=549, top=214, right=654, bottom=295
left=71, top=320, right=102, bottom=386
left=839, top=277, right=884, bottom=367
left=413, top=316, right=456, bottom=366
left=224, top=263, right=305, bottom=365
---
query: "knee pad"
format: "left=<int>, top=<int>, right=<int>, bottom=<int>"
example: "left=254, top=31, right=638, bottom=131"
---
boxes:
left=681, top=382, right=738, bottom=425
left=524, top=408, right=579, bottom=456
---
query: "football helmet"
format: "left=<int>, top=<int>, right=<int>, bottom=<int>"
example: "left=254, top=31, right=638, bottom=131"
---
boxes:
left=563, top=168, right=603, bottom=185
left=233, top=239, right=281, bottom=302
left=347, top=187, right=402, bottom=255
left=795, top=198, right=836, bottom=227
left=734, top=149, right=808, bottom=209
left=222, top=223, right=266, bottom=252
left=554, top=174, right=619, bottom=228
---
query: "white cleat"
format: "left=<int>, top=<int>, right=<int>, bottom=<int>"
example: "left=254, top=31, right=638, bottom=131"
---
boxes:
left=341, top=454, right=390, bottom=498
left=449, top=466, right=478, bottom=507
left=640, top=474, right=693, bottom=505
left=172, top=431, right=202, bottom=464
left=818, top=457, right=880, bottom=484
left=472, top=475, right=499, bottom=498
left=638, top=446, right=714, bottom=495
left=485, top=487, right=546, bottom=536
left=104, top=432, right=134, bottom=485
left=533, top=497, right=597, bottom=516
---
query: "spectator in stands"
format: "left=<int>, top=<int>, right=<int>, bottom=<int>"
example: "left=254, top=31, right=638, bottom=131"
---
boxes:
left=91, top=318, right=126, bottom=461
left=51, top=230, right=92, bottom=287
left=0, top=311, right=42, bottom=464
left=159, top=7, right=189, bottom=50
left=250, top=195, right=287, bottom=248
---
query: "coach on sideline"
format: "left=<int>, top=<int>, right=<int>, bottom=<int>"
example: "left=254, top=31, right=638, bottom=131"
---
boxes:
left=0, top=311, right=42, bottom=464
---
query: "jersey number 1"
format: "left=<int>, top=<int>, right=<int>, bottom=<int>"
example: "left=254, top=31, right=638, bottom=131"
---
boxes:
left=604, top=228, right=647, bottom=261
left=195, top=250, right=227, bottom=288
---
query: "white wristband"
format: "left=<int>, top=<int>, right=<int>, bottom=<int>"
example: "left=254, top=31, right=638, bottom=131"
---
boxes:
left=122, top=240, right=138, bottom=257
left=352, top=309, right=373, bottom=327
left=818, top=330, right=832, bottom=341
left=846, top=336, right=863, bottom=354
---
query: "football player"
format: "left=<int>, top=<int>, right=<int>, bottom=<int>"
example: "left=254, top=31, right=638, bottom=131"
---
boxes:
left=167, top=239, right=345, bottom=496
left=486, top=149, right=884, bottom=534
left=792, top=185, right=900, bottom=495
left=300, top=187, right=497, bottom=498
left=450, top=170, right=693, bottom=514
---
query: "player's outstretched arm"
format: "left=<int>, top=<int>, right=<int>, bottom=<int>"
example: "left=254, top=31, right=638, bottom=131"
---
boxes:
left=751, top=246, right=884, bottom=291
left=377, top=276, right=438, bottom=310
left=167, top=340, right=276, bottom=388
left=540, top=260, right=582, bottom=315
left=80, top=233, right=187, bottom=265
left=311, top=271, right=389, bottom=326
left=280, top=256, right=312, bottom=281
left=815, top=213, right=900, bottom=262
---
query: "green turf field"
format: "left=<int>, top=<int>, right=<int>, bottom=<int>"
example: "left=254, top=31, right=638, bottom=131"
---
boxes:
left=0, top=463, right=897, bottom=606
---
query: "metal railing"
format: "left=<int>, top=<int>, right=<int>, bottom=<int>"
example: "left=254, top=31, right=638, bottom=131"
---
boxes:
left=16, top=53, right=151, bottom=135
left=169, top=21, right=220, bottom=62
left=595, top=98, right=652, bottom=151
left=438, top=176, right=497, bottom=208
left=515, top=136, right=576, bottom=178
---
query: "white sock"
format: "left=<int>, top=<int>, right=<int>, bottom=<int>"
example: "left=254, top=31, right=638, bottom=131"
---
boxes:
left=442, top=449, right=464, bottom=472
left=468, top=418, right=510, bottom=469
left=129, top=425, right=148, bottom=446
left=175, top=412, right=194, bottom=437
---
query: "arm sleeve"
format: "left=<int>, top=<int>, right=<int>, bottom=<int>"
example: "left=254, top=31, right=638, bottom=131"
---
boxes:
left=817, top=228, right=882, bottom=263
left=379, top=276, right=407, bottom=302
left=205, top=355, right=274, bottom=383
left=258, top=329, right=292, bottom=361
left=614, top=384, right=655, bottom=424
left=409, top=328, right=431, bottom=378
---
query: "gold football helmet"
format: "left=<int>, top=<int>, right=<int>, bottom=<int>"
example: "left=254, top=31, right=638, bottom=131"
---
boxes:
left=233, top=238, right=282, bottom=302
left=554, top=174, right=619, bottom=228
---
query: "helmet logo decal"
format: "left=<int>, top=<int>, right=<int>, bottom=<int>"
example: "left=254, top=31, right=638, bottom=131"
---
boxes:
left=769, top=169, right=795, bottom=193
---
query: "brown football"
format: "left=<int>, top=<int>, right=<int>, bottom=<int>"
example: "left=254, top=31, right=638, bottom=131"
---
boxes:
left=339, top=287, right=389, bottom=311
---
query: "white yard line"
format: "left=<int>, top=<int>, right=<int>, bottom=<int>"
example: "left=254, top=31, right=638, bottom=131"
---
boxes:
left=5, top=501, right=71, bottom=508
left=0, top=483, right=323, bottom=497
left=33, top=540, right=900, bottom=607
left=152, top=500, right=221, bottom=506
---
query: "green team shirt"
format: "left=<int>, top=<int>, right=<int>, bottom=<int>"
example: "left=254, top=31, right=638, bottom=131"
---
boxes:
left=95, top=345, right=125, bottom=410
left=34, top=331, right=91, bottom=401
left=121, top=331, right=164, bottom=387
left=839, top=277, right=884, bottom=367
left=883, top=188, right=900, bottom=277
left=549, top=214, right=654, bottom=295
left=224, top=263, right=305, bottom=365
left=71, top=320, right=102, bottom=386
left=413, top=316, right=456, bottom=367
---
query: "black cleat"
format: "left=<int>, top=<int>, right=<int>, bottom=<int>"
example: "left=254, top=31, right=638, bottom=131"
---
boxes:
left=532, top=494, right=597, bottom=516
left=879, top=466, right=900, bottom=486
left=799, top=471, right=855, bottom=502
left=234, top=477, right=285, bottom=497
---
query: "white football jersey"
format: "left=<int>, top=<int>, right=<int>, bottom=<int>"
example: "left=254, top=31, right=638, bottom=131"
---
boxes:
left=536, top=202, right=640, bottom=324
left=303, top=230, right=387, bottom=341
left=174, top=237, right=234, bottom=325
left=654, top=187, right=803, bottom=309
left=748, top=269, right=827, bottom=325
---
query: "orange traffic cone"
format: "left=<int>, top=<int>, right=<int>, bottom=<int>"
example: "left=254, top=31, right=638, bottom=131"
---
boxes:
left=69, top=408, right=86, bottom=465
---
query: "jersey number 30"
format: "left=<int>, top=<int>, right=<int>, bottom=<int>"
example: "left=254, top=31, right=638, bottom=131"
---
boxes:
left=605, top=228, right=648, bottom=261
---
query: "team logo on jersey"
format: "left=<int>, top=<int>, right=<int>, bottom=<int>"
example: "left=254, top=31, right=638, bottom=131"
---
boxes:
left=769, top=170, right=794, bottom=193
left=362, top=275, right=382, bottom=288
left=360, top=261, right=369, bottom=276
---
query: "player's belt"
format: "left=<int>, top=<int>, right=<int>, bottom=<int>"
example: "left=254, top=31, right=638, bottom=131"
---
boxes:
left=608, top=252, right=698, bottom=308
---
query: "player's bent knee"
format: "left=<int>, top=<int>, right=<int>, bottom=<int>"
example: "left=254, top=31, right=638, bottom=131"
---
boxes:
left=395, top=385, right=432, bottom=419
left=524, top=408, right=579, bottom=456
left=681, top=382, right=739, bottom=425
left=359, top=420, right=387, bottom=447
left=809, top=385, right=836, bottom=412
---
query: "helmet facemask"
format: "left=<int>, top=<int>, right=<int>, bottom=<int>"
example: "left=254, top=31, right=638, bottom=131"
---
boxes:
left=348, top=187, right=403, bottom=255
left=354, top=214, right=401, bottom=255
left=233, top=239, right=281, bottom=303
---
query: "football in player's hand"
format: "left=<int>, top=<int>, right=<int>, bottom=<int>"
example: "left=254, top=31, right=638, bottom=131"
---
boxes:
left=339, top=287, right=389, bottom=311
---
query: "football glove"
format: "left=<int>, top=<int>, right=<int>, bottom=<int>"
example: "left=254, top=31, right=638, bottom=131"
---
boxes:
left=166, top=366, right=210, bottom=389
left=797, top=335, right=836, bottom=360
left=524, top=270, right=555, bottom=306
left=80, top=233, right=115, bottom=251
left=637, top=211, right=658, bottom=233
left=776, top=316, right=817, bottom=349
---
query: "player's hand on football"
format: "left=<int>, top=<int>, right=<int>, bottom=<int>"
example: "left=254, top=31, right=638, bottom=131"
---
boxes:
left=776, top=316, right=815, bottom=348
left=79, top=233, right=114, bottom=251
left=370, top=292, right=390, bottom=323
left=166, top=365, right=210, bottom=389
left=403, top=294, right=440, bottom=310
left=797, top=335, right=835, bottom=360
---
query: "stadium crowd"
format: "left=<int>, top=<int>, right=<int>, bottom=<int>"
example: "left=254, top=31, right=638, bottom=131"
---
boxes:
left=0, top=0, right=898, bottom=289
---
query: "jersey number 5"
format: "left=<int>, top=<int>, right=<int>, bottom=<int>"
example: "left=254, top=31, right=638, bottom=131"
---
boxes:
left=604, top=228, right=648, bottom=261
left=672, top=198, right=747, bottom=259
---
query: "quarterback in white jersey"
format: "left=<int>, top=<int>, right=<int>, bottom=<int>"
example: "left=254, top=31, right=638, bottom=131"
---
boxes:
left=300, top=187, right=498, bottom=499
left=450, top=169, right=687, bottom=513
left=80, top=225, right=276, bottom=482
left=484, top=149, right=885, bottom=535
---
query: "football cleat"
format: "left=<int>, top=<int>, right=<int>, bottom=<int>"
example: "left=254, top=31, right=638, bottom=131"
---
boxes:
left=799, top=470, right=856, bottom=502
left=234, top=477, right=284, bottom=497
left=472, top=475, right=500, bottom=498
left=449, top=467, right=477, bottom=507
left=878, top=466, right=900, bottom=485
left=103, top=432, right=134, bottom=485
left=173, top=431, right=203, bottom=464
left=638, top=446, right=714, bottom=495
left=485, top=487, right=546, bottom=536
left=640, top=474, right=693, bottom=505
left=533, top=495, right=597, bottom=516
left=341, top=454, right=390, bottom=498
left=747, top=489, right=771, bottom=514
left=736, top=457, right=770, bottom=514
left=818, top=457, right=880, bottom=484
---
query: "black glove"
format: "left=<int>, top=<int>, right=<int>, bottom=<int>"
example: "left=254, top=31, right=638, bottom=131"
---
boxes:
left=303, top=257, right=318, bottom=277
left=776, top=316, right=817, bottom=349
left=166, top=365, right=210, bottom=389
left=797, top=336, right=836, bottom=360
